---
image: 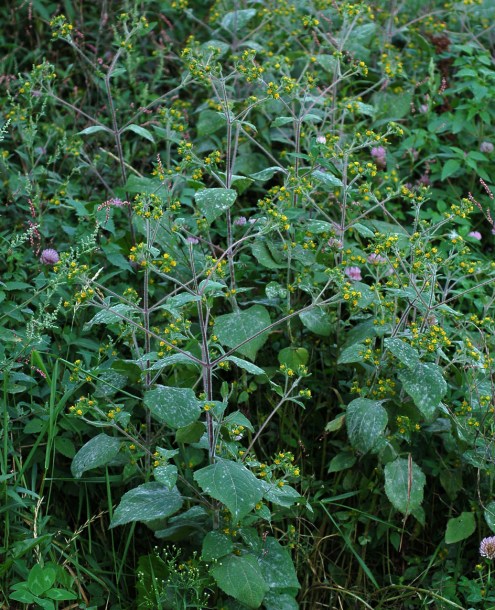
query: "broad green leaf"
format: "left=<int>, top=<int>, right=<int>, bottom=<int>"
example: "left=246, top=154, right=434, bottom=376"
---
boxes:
left=110, top=483, right=183, bottom=528
left=251, top=241, right=285, bottom=269
left=316, top=54, right=338, bottom=72
left=263, top=592, right=299, bottom=610
left=338, top=343, right=365, bottom=365
left=328, top=452, right=357, bottom=473
left=221, top=8, right=257, bottom=31
left=223, top=411, right=254, bottom=433
left=299, top=307, right=332, bottom=336
left=278, top=347, right=309, bottom=369
left=195, top=188, right=237, bottom=223
left=123, top=124, right=155, bottom=143
left=71, top=434, right=121, bottom=478
left=197, top=110, right=226, bottom=136
left=211, top=554, right=268, bottom=609
left=153, top=464, right=178, bottom=489
left=441, top=159, right=461, bottom=181
left=226, top=356, right=266, bottom=375
left=346, top=398, right=388, bottom=454
left=485, top=501, right=495, bottom=533
left=202, top=531, right=234, bottom=561
left=384, top=338, right=419, bottom=368
left=262, top=482, right=302, bottom=508
left=399, top=362, right=446, bottom=421
left=28, top=564, right=56, bottom=596
left=445, top=511, right=476, bottom=544
left=85, top=304, right=134, bottom=327
left=258, top=537, right=300, bottom=590
left=214, top=305, right=271, bottom=361
left=384, top=458, right=426, bottom=515
left=312, top=169, right=343, bottom=188
left=144, top=385, right=201, bottom=428
left=194, top=458, right=263, bottom=522
left=266, top=281, right=288, bottom=300
left=175, top=421, right=205, bottom=444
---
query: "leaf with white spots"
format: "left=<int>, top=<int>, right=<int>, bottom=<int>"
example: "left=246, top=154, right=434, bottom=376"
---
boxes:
left=194, top=188, right=237, bottom=223
left=210, top=554, right=268, bottom=609
left=384, top=457, right=425, bottom=515
left=214, top=305, right=271, bottom=361
left=144, top=385, right=201, bottom=429
left=194, top=458, right=263, bottom=522
left=110, top=483, right=183, bottom=528
left=312, top=169, right=343, bottom=188
left=384, top=338, right=419, bottom=368
left=258, top=537, right=300, bottom=590
left=399, top=362, right=446, bottom=421
left=71, top=434, right=121, bottom=479
left=346, top=398, right=388, bottom=454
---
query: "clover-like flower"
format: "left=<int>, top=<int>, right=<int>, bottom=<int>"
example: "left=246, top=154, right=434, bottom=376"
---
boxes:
left=480, top=536, right=495, bottom=559
left=40, top=248, right=59, bottom=264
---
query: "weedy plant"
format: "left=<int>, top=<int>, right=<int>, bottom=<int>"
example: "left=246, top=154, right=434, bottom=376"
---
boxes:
left=4, top=0, right=495, bottom=608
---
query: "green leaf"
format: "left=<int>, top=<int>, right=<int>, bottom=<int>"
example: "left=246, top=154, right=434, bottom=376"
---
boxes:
left=221, top=8, right=257, bottom=31
left=27, top=564, right=56, bottom=596
left=78, top=125, right=110, bottom=136
left=144, top=385, right=201, bottom=428
left=202, top=531, right=234, bottom=561
left=263, top=591, right=299, bottom=610
left=45, top=589, right=78, bottom=601
left=299, top=307, right=332, bottom=337
left=441, top=159, right=461, bottom=181
left=211, top=554, right=268, bottom=609
left=384, top=338, right=419, bottom=368
left=346, top=399, right=388, bottom=454
left=272, top=116, right=293, bottom=127
left=399, top=362, right=446, bottom=421
left=226, top=356, right=266, bottom=375
left=175, top=421, right=205, bottom=444
left=195, top=188, right=237, bottom=223
left=312, top=169, right=343, bottom=188
left=123, top=124, right=155, bottom=143
left=278, top=347, right=309, bottom=369
left=197, top=110, right=226, bottom=136
left=338, top=343, right=365, bottom=365
left=325, top=413, right=345, bottom=433
left=316, top=54, right=338, bottom=72
left=223, top=411, right=254, bottom=433
left=484, top=501, right=495, bottom=533
left=85, top=304, right=134, bottom=327
left=153, top=464, right=178, bottom=489
left=262, top=482, right=302, bottom=508
left=214, top=305, right=271, bottom=361
left=445, top=511, right=476, bottom=544
left=249, top=166, right=285, bottom=181
left=110, top=483, right=183, bottom=528
left=384, top=458, right=426, bottom=515
left=259, top=537, right=300, bottom=590
left=251, top=241, right=285, bottom=269
left=328, top=452, right=357, bottom=473
left=71, top=434, right=121, bottom=479
left=194, top=458, right=263, bottom=522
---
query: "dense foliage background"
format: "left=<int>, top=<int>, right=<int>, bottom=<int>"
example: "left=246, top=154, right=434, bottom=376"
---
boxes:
left=3, top=0, right=495, bottom=608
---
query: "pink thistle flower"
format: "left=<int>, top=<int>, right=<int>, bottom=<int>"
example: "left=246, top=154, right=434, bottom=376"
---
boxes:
left=480, top=141, right=494, bottom=154
left=468, top=231, right=482, bottom=240
left=371, top=146, right=386, bottom=169
left=40, top=248, right=59, bottom=265
left=344, top=266, right=362, bottom=281
left=316, top=135, right=327, bottom=144
left=480, top=536, right=495, bottom=559
left=234, top=216, right=247, bottom=226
